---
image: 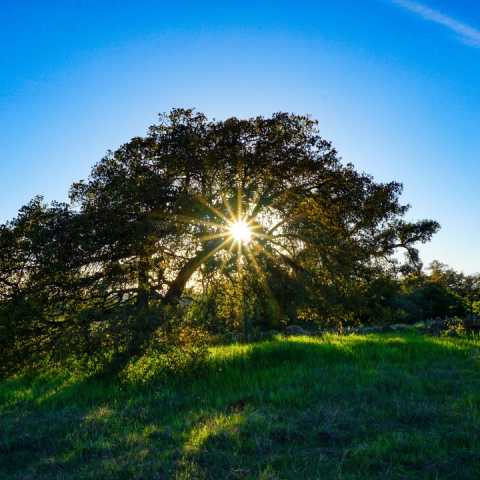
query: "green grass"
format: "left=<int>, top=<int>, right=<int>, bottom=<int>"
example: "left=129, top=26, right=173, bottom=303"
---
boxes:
left=2, top=332, right=480, bottom=479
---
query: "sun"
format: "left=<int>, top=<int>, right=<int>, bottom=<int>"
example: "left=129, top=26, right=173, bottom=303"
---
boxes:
left=228, top=219, right=252, bottom=244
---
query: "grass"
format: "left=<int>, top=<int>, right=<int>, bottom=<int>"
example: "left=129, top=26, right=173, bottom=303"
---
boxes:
left=2, top=332, right=480, bottom=479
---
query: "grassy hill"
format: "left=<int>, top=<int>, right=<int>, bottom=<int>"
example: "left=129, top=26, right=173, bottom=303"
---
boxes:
left=2, top=332, right=480, bottom=479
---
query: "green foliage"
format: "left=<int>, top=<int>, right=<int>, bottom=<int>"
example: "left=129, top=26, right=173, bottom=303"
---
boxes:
left=121, top=321, right=210, bottom=385
left=347, top=265, right=478, bottom=326
left=398, top=275, right=466, bottom=322
left=2, top=333, right=480, bottom=479
left=0, top=108, right=441, bottom=374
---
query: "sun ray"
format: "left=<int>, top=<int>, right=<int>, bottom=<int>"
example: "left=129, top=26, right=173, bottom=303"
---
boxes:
left=213, top=240, right=237, bottom=278
left=195, top=194, right=231, bottom=224
left=252, top=237, right=300, bottom=271
left=199, top=231, right=230, bottom=242
left=228, top=219, right=252, bottom=244
left=243, top=244, right=283, bottom=331
left=194, top=237, right=233, bottom=269
left=244, top=245, right=271, bottom=293
left=174, top=215, right=224, bottom=230
left=221, top=192, right=237, bottom=222
left=251, top=239, right=277, bottom=262
left=254, top=232, right=295, bottom=256
left=236, top=163, right=244, bottom=222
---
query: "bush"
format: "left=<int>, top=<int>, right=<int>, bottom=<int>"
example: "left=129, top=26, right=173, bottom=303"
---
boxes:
left=121, top=319, right=210, bottom=385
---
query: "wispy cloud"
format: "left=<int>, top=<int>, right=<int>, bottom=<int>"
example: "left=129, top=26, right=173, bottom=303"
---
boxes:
left=392, top=0, right=480, bottom=48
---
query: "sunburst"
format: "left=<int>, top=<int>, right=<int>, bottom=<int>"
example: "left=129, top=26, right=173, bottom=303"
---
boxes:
left=228, top=219, right=252, bottom=244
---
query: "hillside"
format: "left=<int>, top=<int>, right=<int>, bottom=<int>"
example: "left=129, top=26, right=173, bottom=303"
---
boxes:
left=2, top=333, right=480, bottom=479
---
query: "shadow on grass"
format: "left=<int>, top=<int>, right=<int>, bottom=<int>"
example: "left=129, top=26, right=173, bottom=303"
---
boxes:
left=2, top=333, right=480, bottom=479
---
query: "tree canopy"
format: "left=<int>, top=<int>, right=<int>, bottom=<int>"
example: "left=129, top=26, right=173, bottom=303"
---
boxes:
left=0, top=108, right=441, bottom=375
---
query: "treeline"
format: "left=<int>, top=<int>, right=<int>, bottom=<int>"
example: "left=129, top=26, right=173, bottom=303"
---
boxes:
left=0, top=109, right=460, bottom=376
left=354, top=261, right=479, bottom=326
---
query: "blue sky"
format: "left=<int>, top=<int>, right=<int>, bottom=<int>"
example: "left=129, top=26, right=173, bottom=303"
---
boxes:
left=1, top=0, right=479, bottom=273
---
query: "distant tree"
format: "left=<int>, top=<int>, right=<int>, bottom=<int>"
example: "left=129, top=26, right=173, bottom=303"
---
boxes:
left=428, top=261, right=480, bottom=315
left=0, top=109, right=440, bottom=375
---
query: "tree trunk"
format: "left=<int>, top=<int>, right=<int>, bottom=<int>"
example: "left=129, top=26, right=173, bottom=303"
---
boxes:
left=137, top=255, right=150, bottom=310
left=162, top=238, right=226, bottom=305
